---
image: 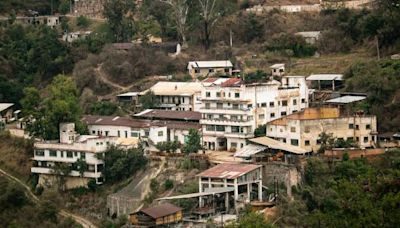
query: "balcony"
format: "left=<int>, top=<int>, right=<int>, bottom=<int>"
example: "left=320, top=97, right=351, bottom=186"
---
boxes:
left=31, top=167, right=102, bottom=178
left=200, top=118, right=253, bottom=126
left=203, top=130, right=254, bottom=139
left=200, top=107, right=251, bottom=114
left=201, top=97, right=251, bottom=103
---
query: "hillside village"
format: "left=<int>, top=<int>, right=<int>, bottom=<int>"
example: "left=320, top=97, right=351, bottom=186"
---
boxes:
left=0, top=0, right=400, bottom=227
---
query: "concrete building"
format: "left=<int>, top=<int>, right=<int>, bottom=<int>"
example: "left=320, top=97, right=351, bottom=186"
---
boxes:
left=82, top=115, right=201, bottom=147
left=142, top=81, right=203, bottom=111
left=187, top=60, right=233, bottom=78
left=266, top=107, right=378, bottom=152
left=197, top=163, right=263, bottom=210
left=62, top=31, right=92, bottom=43
left=270, top=64, right=285, bottom=77
left=200, top=77, right=309, bottom=151
left=31, top=123, right=117, bottom=189
left=0, top=103, right=14, bottom=123
left=295, top=31, right=321, bottom=45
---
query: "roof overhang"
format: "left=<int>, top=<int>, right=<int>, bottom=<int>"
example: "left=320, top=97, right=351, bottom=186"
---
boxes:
left=249, top=137, right=311, bottom=154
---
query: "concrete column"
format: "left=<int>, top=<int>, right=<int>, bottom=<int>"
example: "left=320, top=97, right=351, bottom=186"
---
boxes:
left=258, top=180, right=263, bottom=201
left=224, top=179, right=229, bottom=211
left=208, top=177, right=211, bottom=189
left=248, top=183, right=252, bottom=202
left=199, top=178, right=204, bottom=207
left=234, top=179, right=238, bottom=201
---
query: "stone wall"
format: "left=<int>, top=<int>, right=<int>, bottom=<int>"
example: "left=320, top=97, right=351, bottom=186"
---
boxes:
left=262, top=163, right=302, bottom=198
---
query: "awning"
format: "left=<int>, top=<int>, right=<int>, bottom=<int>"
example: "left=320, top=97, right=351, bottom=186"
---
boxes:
left=325, top=95, right=366, bottom=104
left=249, top=137, right=310, bottom=154
left=307, top=74, right=343, bottom=81
left=234, top=144, right=267, bottom=158
left=157, top=187, right=234, bottom=200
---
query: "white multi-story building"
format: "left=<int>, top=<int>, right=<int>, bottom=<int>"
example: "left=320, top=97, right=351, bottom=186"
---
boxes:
left=142, top=81, right=203, bottom=111
left=82, top=115, right=201, bottom=146
left=266, top=107, right=378, bottom=152
left=200, top=77, right=309, bottom=151
left=31, top=123, right=117, bottom=189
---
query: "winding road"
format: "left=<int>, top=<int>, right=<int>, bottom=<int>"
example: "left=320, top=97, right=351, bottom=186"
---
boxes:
left=0, top=168, right=97, bottom=228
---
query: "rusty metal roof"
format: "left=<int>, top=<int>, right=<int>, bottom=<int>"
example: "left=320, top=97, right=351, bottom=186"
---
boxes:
left=197, top=163, right=261, bottom=179
left=139, top=203, right=182, bottom=219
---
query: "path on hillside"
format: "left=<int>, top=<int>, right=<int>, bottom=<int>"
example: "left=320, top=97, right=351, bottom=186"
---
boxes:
left=0, top=168, right=97, bottom=228
left=95, top=64, right=131, bottom=91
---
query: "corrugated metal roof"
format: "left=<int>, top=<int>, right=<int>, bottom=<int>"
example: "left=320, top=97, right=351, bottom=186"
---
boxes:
left=187, top=60, right=233, bottom=70
left=234, top=144, right=267, bottom=158
left=139, top=203, right=182, bottom=219
left=134, top=109, right=201, bottom=121
left=0, top=103, right=14, bottom=112
left=307, top=74, right=343, bottom=81
left=250, top=137, right=310, bottom=154
left=196, top=163, right=261, bottom=179
left=325, top=95, right=366, bottom=104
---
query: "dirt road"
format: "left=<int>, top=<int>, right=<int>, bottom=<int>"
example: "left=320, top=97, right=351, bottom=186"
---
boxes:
left=0, top=168, right=97, bottom=228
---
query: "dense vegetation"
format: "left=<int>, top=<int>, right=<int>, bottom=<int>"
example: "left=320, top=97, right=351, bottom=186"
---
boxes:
left=0, top=177, right=78, bottom=227
left=278, top=151, right=400, bottom=227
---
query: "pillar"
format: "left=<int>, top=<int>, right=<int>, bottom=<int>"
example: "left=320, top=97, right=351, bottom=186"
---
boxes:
left=247, top=183, right=251, bottom=202
left=199, top=177, right=204, bottom=207
left=224, top=179, right=229, bottom=211
left=258, top=180, right=263, bottom=201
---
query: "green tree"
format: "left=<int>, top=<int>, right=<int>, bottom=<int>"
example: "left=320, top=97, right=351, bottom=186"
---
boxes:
left=317, top=132, right=334, bottom=153
left=76, top=15, right=90, bottom=28
left=139, top=90, right=160, bottom=110
left=88, top=101, right=120, bottom=115
left=228, top=212, right=275, bottom=228
left=254, top=124, right=266, bottom=137
left=244, top=13, right=263, bottom=43
left=51, top=162, right=72, bottom=191
left=103, top=0, right=136, bottom=42
left=22, top=75, right=83, bottom=140
left=20, top=87, right=41, bottom=117
left=182, top=128, right=202, bottom=154
left=74, top=158, right=88, bottom=177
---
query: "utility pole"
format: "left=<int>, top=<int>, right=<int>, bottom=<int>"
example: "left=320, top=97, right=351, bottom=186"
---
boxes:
left=375, top=35, right=380, bottom=60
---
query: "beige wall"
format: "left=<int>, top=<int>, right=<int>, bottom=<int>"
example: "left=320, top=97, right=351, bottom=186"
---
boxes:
left=38, top=174, right=90, bottom=189
left=189, top=67, right=232, bottom=78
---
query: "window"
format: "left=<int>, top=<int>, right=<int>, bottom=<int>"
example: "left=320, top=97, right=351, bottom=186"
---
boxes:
left=269, top=102, right=274, bottom=107
left=283, top=138, right=287, bottom=143
left=67, top=151, right=73, bottom=158
left=219, top=114, right=224, bottom=119
left=231, top=142, right=237, bottom=148
left=366, top=124, right=371, bottom=130
left=60, top=151, right=64, bottom=157
left=158, top=131, right=164, bottom=137
left=125, top=131, right=128, bottom=138
left=209, top=69, right=214, bottom=73
left=81, top=152, right=86, bottom=159
left=305, top=140, right=310, bottom=146
left=105, top=131, right=109, bottom=136
left=290, top=127, right=296, bottom=133
left=232, top=104, right=239, bottom=110
left=258, top=114, right=265, bottom=119
left=206, top=92, right=211, bottom=97
left=317, top=139, right=321, bottom=145
left=174, top=135, right=178, bottom=141
left=131, top=132, right=139, bottom=137
left=248, top=104, right=253, bottom=109
left=216, top=125, right=225, bottom=132
left=74, top=152, right=78, bottom=157
left=49, top=150, right=57, bottom=157
left=281, top=111, right=287, bottom=116
left=224, top=68, right=230, bottom=73
left=231, top=115, right=238, bottom=121
left=231, top=126, right=240, bottom=133
left=216, top=92, right=221, bottom=97
left=301, top=98, right=306, bottom=103
left=261, top=103, right=267, bottom=107
left=349, top=124, right=354, bottom=129
left=355, top=125, right=359, bottom=130
left=356, top=137, right=360, bottom=142
left=348, top=137, right=354, bottom=142
left=291, top=139, right=299, bottom=146
left=92, top=130, right=96, bottom=134
left=205, top=103, right=210, bottom=109
left=217, top=103, right=223, bottom=109
left=282, top=100, right=288, bottom=106
left=117, top=130, right=120, bottom=137
left=206, top=125, right=215, bottom=131
left=293, top=99, right=297, bottom=105
left=35, top=150, right=44, bottom=156
left=195, top=69, right=200, bottom=73
left=235, top=93, right=240, bottom=98
left=304, top=126, right=310, bottom=133
left=363, top=136, right=369, bottom=143
left=270, top=113, right=275, bottom=118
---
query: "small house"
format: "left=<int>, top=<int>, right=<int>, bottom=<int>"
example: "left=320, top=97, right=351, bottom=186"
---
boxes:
left=187, top=60, right=233, bottom=78
left=130, top=203, right=183, bottom=226
left=270, top=63, right=285, bottom=77
left=0, top=103, right=14, bottom=123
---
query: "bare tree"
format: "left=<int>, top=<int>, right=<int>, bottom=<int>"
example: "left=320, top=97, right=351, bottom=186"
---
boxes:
left=198, top=0, right=220, bottom=50
left=160, top=0, right=189, bottom=48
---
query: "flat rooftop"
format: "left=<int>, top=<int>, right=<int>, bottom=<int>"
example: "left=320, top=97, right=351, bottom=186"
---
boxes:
left=197, top=163, right=261, bottom=179
left=135, top=109, right=201, bottom=121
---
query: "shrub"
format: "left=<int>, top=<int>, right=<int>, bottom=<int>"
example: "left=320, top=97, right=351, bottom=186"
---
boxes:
left=76, top=16, right=90, bottom=28
left=164, top=179, right=174, bottom=190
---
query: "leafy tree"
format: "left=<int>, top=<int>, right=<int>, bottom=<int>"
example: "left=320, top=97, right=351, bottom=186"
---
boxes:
left=51, top=162, right=72, bottom=191
left=164, top=179, right=174, bottom=190
left=74, top=158, right=88, bottom=177
left=38, top=200, right=59, bottom=223
left=103, top=0, right=136, bottom=42
left=156, top=141, right=181, bottom=153
left=254, top=124, right=266, bottom=137
left=139, top=90, right=160, bottom=110
left=245, top=70, right=267, bottom=84
left=22, top=75, right=83, bottom=140
left=88, top=101, right=120, bottom=115
left=102, top=145, right=147, bottom=183
left=20, top=87, right=41, bottom=117
left=182, top=128, right=202, bottom=154
left=58, top=0, right=70, bottom=14
left=317, top=132, right=334, bottom=153
left=76, top=16, right=90, bottom=28
left=228, top=212, right=275, bottom=228
left=244, top=13, right=263, bottom=43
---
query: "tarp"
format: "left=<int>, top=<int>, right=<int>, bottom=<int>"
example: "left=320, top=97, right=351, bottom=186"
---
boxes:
left=234, top=144, right=267, bottom=158
left=249, top=137, right=310, bottom=154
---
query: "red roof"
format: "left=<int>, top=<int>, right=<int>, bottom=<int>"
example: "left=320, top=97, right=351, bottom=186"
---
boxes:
left=220, top=78, right=242, bottom=87
left=203, top=77, right=218, bottom=83
left=139, top=203, right=182, bottom=219
left=197, top=163, right=261, bottom=179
